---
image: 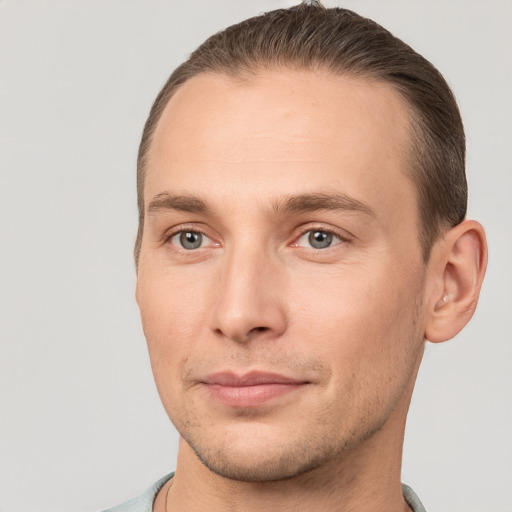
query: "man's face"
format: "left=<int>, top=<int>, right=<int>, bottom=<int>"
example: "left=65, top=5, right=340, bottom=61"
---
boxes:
left=136, top=70, right=428, bottom=481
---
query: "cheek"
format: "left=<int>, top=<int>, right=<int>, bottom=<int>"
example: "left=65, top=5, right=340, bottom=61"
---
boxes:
left=137, top=268, right=211, bottom=382
left=288, top=264, right=425, bottom=429
left=289, top=262, right=424, bottom=375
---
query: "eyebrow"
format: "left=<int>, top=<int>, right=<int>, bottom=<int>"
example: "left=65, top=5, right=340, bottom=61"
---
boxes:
left=147, top=191, right=376, bottom=218
left=273, top=192, right=377, bottom=218
left=148, top=192, right=211, bottom=215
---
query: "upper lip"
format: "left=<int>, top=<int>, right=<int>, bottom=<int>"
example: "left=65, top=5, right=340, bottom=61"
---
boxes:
left=202, top=371, right=307, bottom=386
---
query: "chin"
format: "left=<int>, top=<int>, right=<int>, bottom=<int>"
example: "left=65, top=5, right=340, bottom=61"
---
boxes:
left=181, top=424, right=355, bottom=483
left=192, top=444, right=330, bottom=482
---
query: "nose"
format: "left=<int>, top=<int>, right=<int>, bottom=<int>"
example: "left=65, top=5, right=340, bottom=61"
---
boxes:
left=210, top=244, right=287, bottom=344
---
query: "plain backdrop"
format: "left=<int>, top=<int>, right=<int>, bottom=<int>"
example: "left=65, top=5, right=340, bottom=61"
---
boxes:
left=1, top=1, right=511, bottom=511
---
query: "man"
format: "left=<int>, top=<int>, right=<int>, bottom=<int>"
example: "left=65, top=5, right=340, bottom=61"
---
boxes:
left=105, top=2, right=487, bottom=511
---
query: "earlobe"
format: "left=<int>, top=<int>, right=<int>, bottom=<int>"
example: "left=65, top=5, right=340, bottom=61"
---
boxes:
left=424, top=220, right=488, bottom=343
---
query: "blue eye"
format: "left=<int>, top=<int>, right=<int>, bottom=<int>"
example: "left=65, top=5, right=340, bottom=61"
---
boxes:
left=297, top=230, right=342, bottom=249
left=171, top=231, right=205, bottom=250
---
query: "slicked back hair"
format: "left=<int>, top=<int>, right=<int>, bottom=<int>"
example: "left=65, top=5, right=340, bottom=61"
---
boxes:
left=135, top=1, right=466, bottom=265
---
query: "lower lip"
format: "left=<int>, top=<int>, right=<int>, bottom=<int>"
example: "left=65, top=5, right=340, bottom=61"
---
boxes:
left=205, top=383, right=305, bottom=407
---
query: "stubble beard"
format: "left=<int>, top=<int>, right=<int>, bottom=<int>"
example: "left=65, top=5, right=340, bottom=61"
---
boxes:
left=182, top=421, right=360, bottom=483
left=174, top=351, right=421, bottom=485
left=168, top=280, right=426, bottom=484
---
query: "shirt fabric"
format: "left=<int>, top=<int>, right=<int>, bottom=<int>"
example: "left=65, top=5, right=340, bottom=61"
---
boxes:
left=102, top=473, right=427, bottom=512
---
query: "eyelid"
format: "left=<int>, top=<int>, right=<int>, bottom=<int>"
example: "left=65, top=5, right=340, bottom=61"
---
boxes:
left=163, top=224, right=220, bottom=248
left=291, top=224, right=352, bottom=247
left=163, top=222, right=205, bottom=240
left=161, top=222, right=351, bottom=251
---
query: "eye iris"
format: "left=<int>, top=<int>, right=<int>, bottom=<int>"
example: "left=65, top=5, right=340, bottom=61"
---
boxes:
left=180, top=231, right=202, bottom=250
left=308, top=230, right=332, bottom=249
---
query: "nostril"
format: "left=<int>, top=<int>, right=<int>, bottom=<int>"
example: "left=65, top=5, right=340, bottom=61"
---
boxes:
left=251, top=326, right=269, bottom=333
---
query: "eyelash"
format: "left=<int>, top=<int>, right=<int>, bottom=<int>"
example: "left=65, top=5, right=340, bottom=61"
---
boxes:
left=164, top=225, right=215, bottom=248
left=293, top=226, right=349, bottom=249
left=164, top=224, right=349, bottom=253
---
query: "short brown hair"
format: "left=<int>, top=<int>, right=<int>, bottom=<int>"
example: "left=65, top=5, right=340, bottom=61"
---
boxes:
left=135, top=1, right=466, bottom=264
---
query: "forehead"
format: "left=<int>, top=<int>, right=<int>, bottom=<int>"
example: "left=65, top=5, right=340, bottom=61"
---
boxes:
left=146, top=69, right=417, bottom=225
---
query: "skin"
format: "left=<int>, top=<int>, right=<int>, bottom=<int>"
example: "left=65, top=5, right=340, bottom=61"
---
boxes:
left=136, top=70, right=487, bottom=511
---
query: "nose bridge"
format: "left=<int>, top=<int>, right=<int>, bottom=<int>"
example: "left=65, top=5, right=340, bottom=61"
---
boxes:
left=210, top=237, right=286, bottom=342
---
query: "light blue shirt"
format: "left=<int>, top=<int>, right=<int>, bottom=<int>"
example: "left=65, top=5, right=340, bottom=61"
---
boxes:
left=102, top=474, right=427, bottom=512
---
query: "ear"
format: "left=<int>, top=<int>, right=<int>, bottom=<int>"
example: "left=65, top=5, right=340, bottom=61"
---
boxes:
left=424, top=220, right=488, bottom=343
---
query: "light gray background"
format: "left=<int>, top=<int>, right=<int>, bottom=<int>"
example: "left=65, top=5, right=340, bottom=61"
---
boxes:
left=1, top=1, right=511, bottom=511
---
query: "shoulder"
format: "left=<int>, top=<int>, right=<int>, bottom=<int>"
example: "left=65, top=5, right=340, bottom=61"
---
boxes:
left=402, top=483, right=427, bottom=512
left=101, top=473, right=174, bottom=512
